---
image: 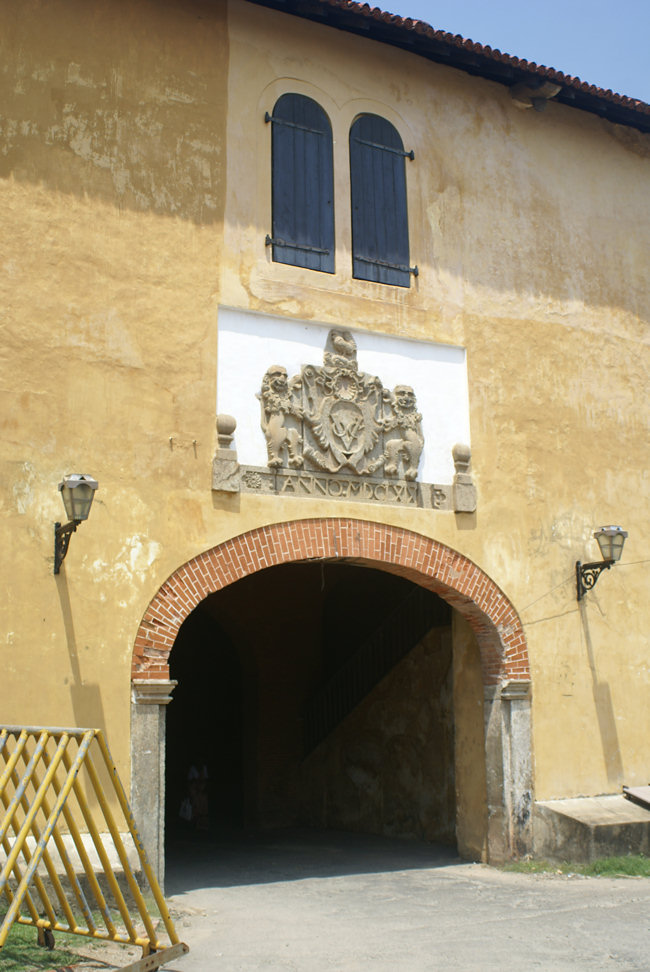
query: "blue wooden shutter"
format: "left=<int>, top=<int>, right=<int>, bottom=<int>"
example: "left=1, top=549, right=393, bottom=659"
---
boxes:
left=350, top=114, right=412, bottom=287
left=268, top=94, right=334, bottom=273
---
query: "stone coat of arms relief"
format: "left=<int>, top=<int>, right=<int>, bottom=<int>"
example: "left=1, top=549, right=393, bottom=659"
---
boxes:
left=212, top=328, right=476, bottom=513
left=258, top=330, right=424, bottom=482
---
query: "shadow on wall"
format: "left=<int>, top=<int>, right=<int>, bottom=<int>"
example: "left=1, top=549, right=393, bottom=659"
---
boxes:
left=56, top=570, right=110, bottom=813
left=300, top=624, right=456, bottom=845
left=579, top=601, right=624, bottom=786
left=0, top=0, right=228, bottom=226
left=0, top=1, right=645, bottom=315
left=56, top=571, right=107, bottom=734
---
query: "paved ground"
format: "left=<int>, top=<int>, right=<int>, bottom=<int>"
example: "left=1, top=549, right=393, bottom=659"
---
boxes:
left=162, top=830, right=650, bottom=971
left=49, top=830, right=650, bottom=971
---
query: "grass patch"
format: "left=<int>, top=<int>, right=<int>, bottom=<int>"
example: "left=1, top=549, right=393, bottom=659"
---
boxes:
left=504, top=858, right=556, bottom=874
left=0, top=921, right=81, bottom=971
left=586, top=855, right=650, bottom=877
left=503, top=854, right=650, bottom=878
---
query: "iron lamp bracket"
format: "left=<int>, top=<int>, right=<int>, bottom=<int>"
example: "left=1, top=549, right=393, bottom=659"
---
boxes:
left=54, top=520, right=80, bottom=575
left=576, top=559, right=614, bottom=601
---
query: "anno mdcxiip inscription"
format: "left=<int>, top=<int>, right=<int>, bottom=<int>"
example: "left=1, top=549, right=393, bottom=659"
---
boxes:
left=239, top=467, right=450, bottom=510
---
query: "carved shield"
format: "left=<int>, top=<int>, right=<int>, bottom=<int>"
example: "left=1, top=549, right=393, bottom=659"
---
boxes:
left=309, top=392, right=382, bottom=474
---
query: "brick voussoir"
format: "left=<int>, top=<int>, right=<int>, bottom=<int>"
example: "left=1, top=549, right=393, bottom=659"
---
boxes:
left=130, top=518, right=529, bottom=685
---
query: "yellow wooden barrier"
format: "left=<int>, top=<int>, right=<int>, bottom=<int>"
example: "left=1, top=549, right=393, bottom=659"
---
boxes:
left=0, top=726, right=189, bottom=971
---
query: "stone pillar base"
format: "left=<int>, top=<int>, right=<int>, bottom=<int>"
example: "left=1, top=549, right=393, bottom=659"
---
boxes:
left=484, top=680, right=533, bottom=862
left=130, top=680, right=177, bottom=889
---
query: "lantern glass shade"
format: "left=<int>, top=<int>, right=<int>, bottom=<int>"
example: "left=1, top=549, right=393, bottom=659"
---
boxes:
left=594, top=525, right=628, bottom=563
left=59, top=475, right=98, bottom=522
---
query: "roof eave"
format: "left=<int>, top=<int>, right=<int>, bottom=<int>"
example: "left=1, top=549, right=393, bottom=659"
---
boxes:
left=244, top=0, right=650, bottom=135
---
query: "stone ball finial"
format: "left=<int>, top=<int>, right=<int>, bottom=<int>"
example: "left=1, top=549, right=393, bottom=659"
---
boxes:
left=216, top=414, right=237, bottom=449
left=452, top=443, right=471, bottom=475
left=217, top=414, right=237, bottom=436
left=452, top=443, right=476, bottom=512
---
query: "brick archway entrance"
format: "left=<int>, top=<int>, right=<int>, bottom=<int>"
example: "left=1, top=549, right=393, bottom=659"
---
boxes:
left=132, top=518, right=529, bottom=685
left=131, top=519, right=533, bottom=880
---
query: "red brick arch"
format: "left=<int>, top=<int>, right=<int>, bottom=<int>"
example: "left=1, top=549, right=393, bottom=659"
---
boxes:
left=132, top=518, right=529, bottom=686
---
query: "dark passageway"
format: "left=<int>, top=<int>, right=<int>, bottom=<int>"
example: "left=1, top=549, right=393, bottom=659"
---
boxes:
left=165, top=561, right=455, bottom=864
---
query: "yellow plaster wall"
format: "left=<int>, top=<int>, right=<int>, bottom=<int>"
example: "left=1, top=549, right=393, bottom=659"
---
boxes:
left=221, top=1, right=650, bottom=802
left=1, top=0, right=649, bottom=804
left=1, top=0, right=229, bottom=777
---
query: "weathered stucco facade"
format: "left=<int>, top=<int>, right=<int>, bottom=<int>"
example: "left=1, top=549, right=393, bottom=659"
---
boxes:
left=2, top=0, right=649, bottom=875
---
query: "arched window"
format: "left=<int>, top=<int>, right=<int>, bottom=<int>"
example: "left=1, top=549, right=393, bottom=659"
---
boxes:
left=349, top=114, right=413, bottom=287
left=266, top=93, right=335, bottom=273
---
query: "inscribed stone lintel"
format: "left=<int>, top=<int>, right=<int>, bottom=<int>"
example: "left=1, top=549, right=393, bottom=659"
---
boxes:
left=238, top=465, right=451, bottom=510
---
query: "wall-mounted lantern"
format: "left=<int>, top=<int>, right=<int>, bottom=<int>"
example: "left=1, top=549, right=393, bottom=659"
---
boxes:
left=576, top=525, right=628, bottom=601
left=54, top=474, right=98, bottom=574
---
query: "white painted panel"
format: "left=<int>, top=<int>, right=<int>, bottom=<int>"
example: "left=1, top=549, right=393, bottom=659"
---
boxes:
left=217, top=307, right=470, bottom=483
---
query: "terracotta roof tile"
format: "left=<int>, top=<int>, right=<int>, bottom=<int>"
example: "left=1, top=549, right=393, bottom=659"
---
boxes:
left=246, top=0, right=650, bottom=131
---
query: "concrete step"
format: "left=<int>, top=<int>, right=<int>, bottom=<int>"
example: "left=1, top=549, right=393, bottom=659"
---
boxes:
left=534, top=794, right=650, bottom=862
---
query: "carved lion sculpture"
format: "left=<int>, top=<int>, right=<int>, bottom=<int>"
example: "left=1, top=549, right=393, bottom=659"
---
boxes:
left=257, top=365, right=303, bottom=469
left=383, top=385, right=423, bottom=481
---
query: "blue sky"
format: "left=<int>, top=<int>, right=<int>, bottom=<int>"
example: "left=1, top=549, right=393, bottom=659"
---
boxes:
left=381, top=1, right=650, bottom=104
